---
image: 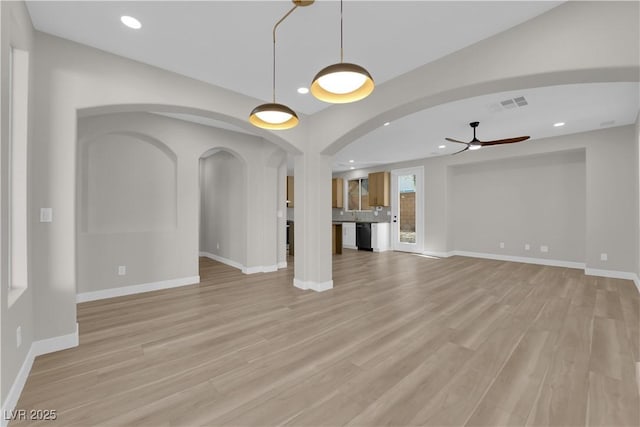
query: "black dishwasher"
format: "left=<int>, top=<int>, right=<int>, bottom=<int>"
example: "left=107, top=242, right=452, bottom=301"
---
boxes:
left=356, top=223, right=372, bottom=251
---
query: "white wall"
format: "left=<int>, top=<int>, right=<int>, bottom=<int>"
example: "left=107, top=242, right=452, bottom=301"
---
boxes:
left=450, top=150, right=586, bottom=262
left=635, top=112, right=640, bottom=280
left=77, top=112, right=284, bottom=295
left=200, top=151, right=246, bottom=266
left=0, top=0, right=35, bottom=408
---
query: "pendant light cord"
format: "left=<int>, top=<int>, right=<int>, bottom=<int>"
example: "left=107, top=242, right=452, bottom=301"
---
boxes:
left=340, top=0, right=344, bottom=63
left=272, top=5, right=298, bottom=103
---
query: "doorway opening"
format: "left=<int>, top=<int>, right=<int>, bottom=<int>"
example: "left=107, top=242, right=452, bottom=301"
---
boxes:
left=391, top=166, right=424, bottom=253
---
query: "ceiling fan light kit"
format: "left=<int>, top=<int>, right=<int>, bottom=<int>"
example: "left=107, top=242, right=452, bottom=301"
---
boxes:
left=446, top=121, right=530, bottom=155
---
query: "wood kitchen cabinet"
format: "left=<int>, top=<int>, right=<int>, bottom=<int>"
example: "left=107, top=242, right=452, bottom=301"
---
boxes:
left=368, top=171, right=390, bottom=206
left=332, top=178, right=343, bottom=208
left=286, top=176, right=294, bottom=208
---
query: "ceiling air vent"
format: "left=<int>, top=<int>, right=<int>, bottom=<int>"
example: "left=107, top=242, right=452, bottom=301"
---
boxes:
left=487, top=96, right=528, bottom=112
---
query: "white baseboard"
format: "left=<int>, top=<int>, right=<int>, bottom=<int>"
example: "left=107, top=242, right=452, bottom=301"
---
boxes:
left=200, top=251, right=244, bottom=271
left=450, top=250, right=585, bottom=270
left=424, top=250, right=639, bottom=295
left=243, top=265, right=279, bottom=274
left=422, top=250, right=454, bottom=258
left=373, top=247, right=391, bottom=253
left=293, top=278, right=333, bottom=292
left=585, top=269, right=640, bottom=294
left=278, top=261, right=287, bottom=269
left=343, top=245, right=357, bottom=250
left=76, top=276, right=200, bottom=303
left=199, top=252, right=278, bottom=275
left=1, top=324, right=79, bottom=427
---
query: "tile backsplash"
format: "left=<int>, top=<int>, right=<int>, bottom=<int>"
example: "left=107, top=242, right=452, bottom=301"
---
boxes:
left=287, top=207, right=391, bottom=223
left=332, top=207, right=391, bottom=223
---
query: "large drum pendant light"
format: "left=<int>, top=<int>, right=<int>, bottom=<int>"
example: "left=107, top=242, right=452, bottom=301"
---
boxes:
left=250, top=1, right=314, bottom=130
left=311, top=0, right=374, bottom=104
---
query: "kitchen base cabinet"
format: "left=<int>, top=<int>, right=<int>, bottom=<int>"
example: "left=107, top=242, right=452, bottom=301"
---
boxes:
left=342, top=222, right=356, bottom=249
left=372, top=223, right=391, bottom=252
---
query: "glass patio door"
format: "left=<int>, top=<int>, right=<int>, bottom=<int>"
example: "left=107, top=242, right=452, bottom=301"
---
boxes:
left=391, top=167, right=423, bottom=253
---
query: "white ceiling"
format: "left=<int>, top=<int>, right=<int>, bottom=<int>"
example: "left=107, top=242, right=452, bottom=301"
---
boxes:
left=25, top=1, right=639, bottom=173
left=334, top=82, right=640, bottom=171
left=26, top=0, right=561, bottom=115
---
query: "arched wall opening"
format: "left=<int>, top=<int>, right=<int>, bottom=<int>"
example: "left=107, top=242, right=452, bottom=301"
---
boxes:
left=75, top=111, right=280, bottom=301
left=198, top=148, right=248, bottom=271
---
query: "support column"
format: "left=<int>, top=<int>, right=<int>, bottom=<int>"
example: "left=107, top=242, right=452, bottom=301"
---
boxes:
left=293, top=151, right=333, bottom=292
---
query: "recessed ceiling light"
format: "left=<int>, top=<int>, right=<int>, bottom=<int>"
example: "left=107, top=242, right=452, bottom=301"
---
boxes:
left=297, top=87, right=309, bottom=94
left=383, top=122, right=390, bottom=126
left=348, top=159, right=355, bottom=163
left=121, top=15, right=142, bottom=29
left=438, top=145, right=446, bottom=149
left=553, top=122, right=565, bottom=127
left=350, top=166, right=355, bottom=170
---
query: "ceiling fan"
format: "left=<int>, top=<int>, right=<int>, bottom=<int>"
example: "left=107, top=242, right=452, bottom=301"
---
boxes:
left=446, top=121, right=530, bottom=154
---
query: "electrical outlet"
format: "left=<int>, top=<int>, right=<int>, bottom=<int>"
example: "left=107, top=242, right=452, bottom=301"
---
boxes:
left=540, top=245, right=549, bottom=253
left=524, top=243, right=530, bottom=251
left=16, top=326, right=22, bottom=348
left=118, top=265, right=126, bottom=276
left=499, top=242, right=505, bottom=249
left=217, top=242, right=220, bottom=250
left=600, top=253, right=608, bottom=261
left=40, top=208, right=53, bottom=223
left=340, top=210, right=344, bottom=215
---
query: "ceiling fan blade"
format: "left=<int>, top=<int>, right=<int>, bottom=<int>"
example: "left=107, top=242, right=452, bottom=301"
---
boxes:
left=451, top=146, right=469, bottom=155
left=445, top=137, right=469, bottom=145
left=479, top=136, right=530, bottom=146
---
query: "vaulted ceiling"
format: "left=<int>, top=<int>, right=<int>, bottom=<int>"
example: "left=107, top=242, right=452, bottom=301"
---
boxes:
left=26, top=1, right=639, bottom=171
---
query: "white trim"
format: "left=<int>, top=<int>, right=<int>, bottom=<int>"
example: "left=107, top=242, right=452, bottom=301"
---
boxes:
left=422, top=250, right=454, bottom=258
left=293, top=278, right=333, bottom=292
left=32, top=322, right=79, bottom=356
left=450, top=250, right=585, bottom=269
left=76, top=276, right=200, bottom=303
left=343, top=244, right=358, bottom=250
left=422, top=250, right=639, bottom=294
left=200, top=251, right=243, bottom=270
left=1, top=324, right=79, bottom=427
left=199, top=252, right=278, bottom=275
left=278, top=261, right=287, bottom=269
left=585, top=269, right=640, bottom=294
left=242, top=265, right=279, bottom=274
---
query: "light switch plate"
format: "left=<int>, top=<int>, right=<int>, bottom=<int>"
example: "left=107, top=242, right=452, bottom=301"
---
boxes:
left=40, top=208, right=53, bottom=222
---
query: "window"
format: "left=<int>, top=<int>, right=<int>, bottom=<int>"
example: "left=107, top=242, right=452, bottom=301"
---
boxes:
left=347, top=178, right=370, bottom=211
left=8, top=47, right=30, bottom=306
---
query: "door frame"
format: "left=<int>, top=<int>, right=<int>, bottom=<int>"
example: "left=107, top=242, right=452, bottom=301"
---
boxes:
left=391, top=166, right=424, bottom=253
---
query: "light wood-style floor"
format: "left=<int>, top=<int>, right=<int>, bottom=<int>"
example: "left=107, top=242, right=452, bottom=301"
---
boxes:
left=12, top=250, right=640, bottom=426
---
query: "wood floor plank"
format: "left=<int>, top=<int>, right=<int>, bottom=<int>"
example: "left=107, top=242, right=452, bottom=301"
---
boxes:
left=9, top=252, right=639, bottom=427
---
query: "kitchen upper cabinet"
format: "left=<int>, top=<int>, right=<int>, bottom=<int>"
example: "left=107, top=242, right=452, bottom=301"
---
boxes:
left=287, top=176, right=294, bottom=208
left=332, top=178, right=343, bottom=208
left=368, top=171, right=390, bottom=206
